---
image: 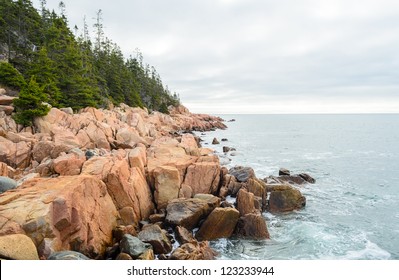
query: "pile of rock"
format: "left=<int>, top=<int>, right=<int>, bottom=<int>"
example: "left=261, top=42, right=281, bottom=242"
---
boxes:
left=0, top=102, right=315, bottom=260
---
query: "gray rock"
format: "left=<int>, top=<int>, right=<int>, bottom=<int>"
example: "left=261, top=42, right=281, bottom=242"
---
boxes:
left=279, top=168, right=290, bottom=176
left=0, top=176, right=17, bottom=194
left=120, top=234, right=153, bottom=259
left=59, top=107, right=74, bottom=115
left=48, top=251, right=90, bottom=260
left=138, top=224, right=172, bottom=254
left=229, top=166, right=255, bottom=182
left=85, top=150, right=97, bottom=160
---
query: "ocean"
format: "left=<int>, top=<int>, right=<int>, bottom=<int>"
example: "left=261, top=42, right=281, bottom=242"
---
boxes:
left=196, top=114, right=399, bottom=260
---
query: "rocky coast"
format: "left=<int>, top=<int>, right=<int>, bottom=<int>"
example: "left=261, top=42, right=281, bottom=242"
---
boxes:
left=0, top=88, right=314, bottom=260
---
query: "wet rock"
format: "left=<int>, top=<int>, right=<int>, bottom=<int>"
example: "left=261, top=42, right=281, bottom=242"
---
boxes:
left=236, top=188, right=256, bottom=216
left=48, top=251, right=90, bottom=260
left=196, top=207, right=240, bottom=241
left=138, top=224, right=172, bottom=254
left=221, top=138, right=228, bottom=142
left=0, top=176, right=17, bottom=194
left=120, top=234, right=153, bottom=259
left=175, top=226, right=195, bottom=244
left=165, top=198, right=216, bottom=230
left=299, top=173, right=316, bottom=184
left=212, top=138, right=220, bottom=145
left=169, top=241, right=217, bottom=260
left=229, top=166, right=256, bottom=183
left=223, top=146, right=231, bottom=153
left=235, top=213, right=270, bottom=240
left=267, top=184, right=306, bottom=212
left=279, top=168, right=290, bottom=176
left=0, top=234, right=39, bottom=260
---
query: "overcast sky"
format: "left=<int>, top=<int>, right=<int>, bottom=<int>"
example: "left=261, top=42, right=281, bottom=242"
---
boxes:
left=32, top=0, right=399, bottom=114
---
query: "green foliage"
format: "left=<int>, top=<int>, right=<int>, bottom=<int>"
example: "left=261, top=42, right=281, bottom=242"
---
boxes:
left=1, top=0, right=180, bottom=113
left=0, top=62, right=26, bottom=89
left=12, top=76, right=50, bottom=126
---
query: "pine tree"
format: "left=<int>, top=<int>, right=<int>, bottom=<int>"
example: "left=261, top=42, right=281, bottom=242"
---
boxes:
left=0, top=61, right=26, bottom=90
left=13, top=76, right=50, bottom=126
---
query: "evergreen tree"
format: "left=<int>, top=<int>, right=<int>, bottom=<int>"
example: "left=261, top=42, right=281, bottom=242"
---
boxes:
left=0, top=61, right=26, bottom=89
left=13, top=76, right=50, bottom=126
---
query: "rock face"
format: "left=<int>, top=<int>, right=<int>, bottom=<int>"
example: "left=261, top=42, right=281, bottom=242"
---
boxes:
left=0, top=234, right=39, bottom=260
left=0, top=175, right=118, bottom=258
left=138, top=224, right=172, bottom=254
left=235, top=213, right=270, bottom=240
left=267, top=184, right=306, bottom=212
left=165, top=198, right=216, bottom=229
left=182, top=161, right=221, bottom=196
left=169, top=241, right=217, bottom=260
left=229, top=166, right=256, bottom=182
left=196, top=207, right=240, bottom=241
left=120, top=234, right=154, bottom=259
left=153, top=166, right=181, bottom=209
left=236, top=188, right=256, bottom=216
left=0, top=176, right=17, bottom=194
left=53, top=149, right=86, bottom=176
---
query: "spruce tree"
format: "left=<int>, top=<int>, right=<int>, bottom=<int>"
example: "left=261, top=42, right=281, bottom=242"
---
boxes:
left=13, top=75, right=50, bottom=126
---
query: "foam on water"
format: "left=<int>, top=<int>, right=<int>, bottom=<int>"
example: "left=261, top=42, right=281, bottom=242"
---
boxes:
left=196, top=114, right=399, bottom=259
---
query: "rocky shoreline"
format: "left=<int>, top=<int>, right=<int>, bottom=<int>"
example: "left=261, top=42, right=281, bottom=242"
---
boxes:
left=0, top=89, right=314, bottom=260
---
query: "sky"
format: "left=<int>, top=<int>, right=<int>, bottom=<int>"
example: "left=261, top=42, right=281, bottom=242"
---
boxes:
left=32, top=0, right=399, bottom=114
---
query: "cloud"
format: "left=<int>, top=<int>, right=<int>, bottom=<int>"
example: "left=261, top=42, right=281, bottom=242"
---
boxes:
left=33, top=0, right=399, bottom=113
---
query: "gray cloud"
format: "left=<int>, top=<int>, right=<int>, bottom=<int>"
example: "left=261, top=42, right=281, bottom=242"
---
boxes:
left=33, top=0, right=399, bottom=113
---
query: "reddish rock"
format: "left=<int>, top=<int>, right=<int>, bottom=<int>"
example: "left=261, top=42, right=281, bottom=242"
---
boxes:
left=267, top=184, right=306, bottom=212
left=0, top=136, right=31, bottom=168
left=0, top=175, right=118, bottom=258
left=153, top=166, right=181, bottom=210
left=196, top=207, right=240, bottom=241
left=0, top=105, right=14, bottom=115
left=182, top=161, right=220, bottom=196
left=236, top=188, right=256, bottom=216
left=138, top=224, right=172, bottom=254
left=235, top=213, right=270, bottom=240
left=0, top=95, right=15, bottom=105
left=169, top=241, right=217, bottom=260
left=175, top=226, right=195, bottom=244
left=53, top=149, right=86, bottom=176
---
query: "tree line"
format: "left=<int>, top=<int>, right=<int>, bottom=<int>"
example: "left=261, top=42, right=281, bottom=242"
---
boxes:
left=0, top=0, right=180, bottom=125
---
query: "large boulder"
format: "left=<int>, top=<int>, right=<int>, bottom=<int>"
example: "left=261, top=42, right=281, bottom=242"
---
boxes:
left=0, top=234, right=39, bottom=260
left=153, top=166, right=181, bottom=210
left=229, top=166, right=256, bottom=182
left=120, top=234, right=154, bottom=259
left=267, top=184, right=306, bottom=212
left=181, top=161, right=221, bottom=196
left=169, top=241, right=217, bottom=260
left=165, top=198, right=216, bottom=229
left=115, top=127, right=147, bottom=148
left=236, top=188, right=257, bottom=216
left=235, top=213, right=270, bottom=240
left=0, top=175, right=118, bottom=258
left=0, top=176, right=17, bottom=194
left=138, top=224, right=172, bottom=254
left=53, top=149, right=86, bottom=176
left=196, top=207, right=240, bottom=241
left=0, top=136, right=31, bottom=168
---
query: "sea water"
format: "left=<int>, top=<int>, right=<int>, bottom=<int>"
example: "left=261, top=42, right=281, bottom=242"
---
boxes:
left=196, top=114, right=399, bottom=260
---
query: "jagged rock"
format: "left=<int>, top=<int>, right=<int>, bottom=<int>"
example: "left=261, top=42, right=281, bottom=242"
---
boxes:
left=0, top=105, right=14, bottom=115
left=212, top=138, right=220, bottom=145
left=169, top=241, right=217, bottom=260
left=165, top=198, right=216, bottom=229
left=0, top=176, right=17, bottom=194
left=0, top=234, right=39, bottom=260
left=236, top=188, right=257, bottom=216
left=229, top=166, right=256, bottom=183
left=153, top=165, right=181, bottom=210
left=179, top=133, right=199, bottom=156
left=235, top=213, right=270, bottom=239
left=0, top=175, right=118, bottom=258
left=267, top=184, right=306, bottom=212
left=279, top=168, right=290, bottom=176
left=53, top=149, right=86, bottom=176
left=0, top=136, right=31, bottom=168
left=138, top=224, right=172, bottom=254
left=120, top=234, right=153, bottom=259
left=181, top=161, right=220, bottom=196
left=115, top=127, right=147, bottom=148
left=0, top=96, right=15, bottom=105
left=196, top=207, right=240, bottom=241
left=112, top=225, right=137, bottom=243
left=299, top=173, right=316, bottom=184
left=48, top=251, right=90, bottom=260
left=175, top=226, right=195, bottom=244
left=127, top=146, right=146, bottom=175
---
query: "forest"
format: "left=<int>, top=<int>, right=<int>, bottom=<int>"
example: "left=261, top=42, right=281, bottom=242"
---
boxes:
left=0, top=0, right=180, bottom=125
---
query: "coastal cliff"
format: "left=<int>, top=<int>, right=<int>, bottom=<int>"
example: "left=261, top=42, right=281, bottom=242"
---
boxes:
left=0, top=90, right=313, bottom=260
